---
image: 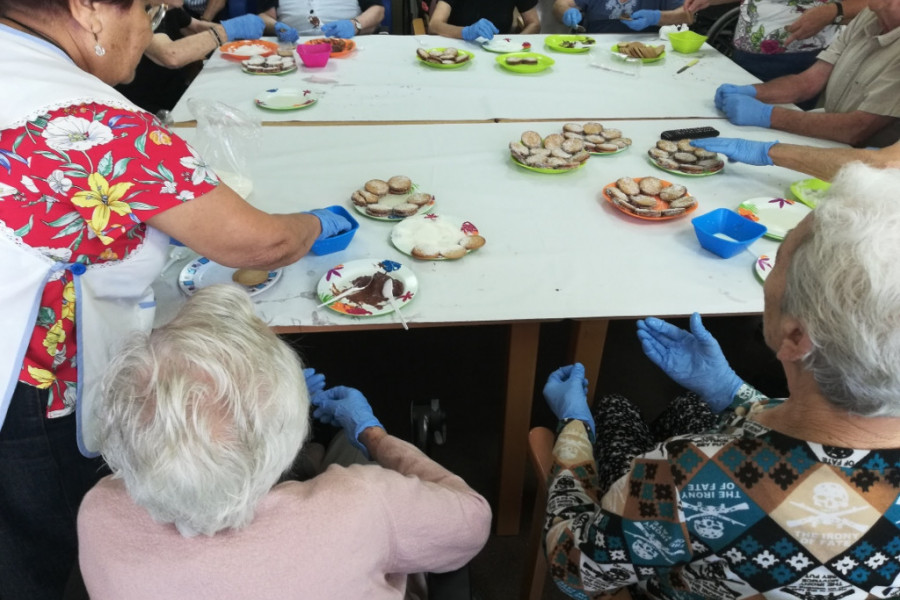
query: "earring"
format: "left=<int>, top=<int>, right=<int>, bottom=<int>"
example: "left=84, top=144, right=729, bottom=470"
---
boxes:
left=93, top=32, right=105, bottom=56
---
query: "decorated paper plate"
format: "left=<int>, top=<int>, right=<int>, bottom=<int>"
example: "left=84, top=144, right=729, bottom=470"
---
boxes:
left=241, top=62, right=298, bottom=76
left=511, top=155, right=586, bottom=174
left=790, top=178, right=830, bottom=208
left=351, top=182, right=436, bottom=221
left=178, top=257, right=281, bottom=296
left=611, top=44, right=666, bottom=63
left=219, top=40, right=278, bottom=61
left=416, top=48, right=474, bottom=68
left=754, top=253, right=775, bottom=283
left=647, top=156, right=723, bottom=177
left=544, top=34, right=597, bottom=53
left=254, top=88, right=317, bottom=111
left=482, top=38, right=532, bottom=53
left=602, top=177, right=698, bottom=221
left=390, top=214, right=486, bottom=260
left=496, top=52, right=555, bottom=73
left=737, top=197, right=812, bottom=240
left=301, top=38, right=356, bottom=57
left=317, top=258, right=418, bottom=317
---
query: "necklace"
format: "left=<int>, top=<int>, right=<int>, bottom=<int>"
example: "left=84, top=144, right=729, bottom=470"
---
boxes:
left=0, top=15, right=72, bottom=59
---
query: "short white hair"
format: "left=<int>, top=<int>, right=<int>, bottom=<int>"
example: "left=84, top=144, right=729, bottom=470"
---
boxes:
left=783, top=162, right=900, bottom=416
left=98, top=284, right=309, bottom=536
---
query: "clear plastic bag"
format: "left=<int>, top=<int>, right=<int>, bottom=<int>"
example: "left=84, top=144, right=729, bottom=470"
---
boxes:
left=187, top=99, right=261, bottom=199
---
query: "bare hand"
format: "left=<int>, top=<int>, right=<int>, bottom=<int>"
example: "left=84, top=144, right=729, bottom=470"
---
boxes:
left=682, top=0, right=711, bottom=15
left=784, top=4, right=834, bottom=46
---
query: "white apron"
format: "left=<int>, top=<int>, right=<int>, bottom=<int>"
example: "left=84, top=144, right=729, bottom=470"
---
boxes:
left=278, top=0, right=364, bottom=35
left=0, top=26, right=170, bottom=457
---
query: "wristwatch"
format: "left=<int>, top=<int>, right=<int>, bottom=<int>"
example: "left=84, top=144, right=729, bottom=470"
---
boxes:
left=832, top=1, right=844, bottom=25
left=352, top=18, right=362, bottom=34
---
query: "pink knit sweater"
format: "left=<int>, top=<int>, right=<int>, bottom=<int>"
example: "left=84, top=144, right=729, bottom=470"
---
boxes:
left=78, top=435, right=492, bottom=599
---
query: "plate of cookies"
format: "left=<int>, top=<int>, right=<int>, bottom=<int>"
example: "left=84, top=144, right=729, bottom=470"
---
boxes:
left=602, top=176, right=698, bottom=221
left=391, top=214, right=486, bottom=260
left=317, top=258, right=418, bottom=317
left=509, top=129, right=591, bottom=173
left=179, top=257, right=282, bottom=296
left=647, top=138, right=725, bottom=176
left=545, top=34, right=597, bottom=53
left=241, top=54, right=297, bottom=75
left=496, top=52, right=554, bottom=73
left=611, top=42, right=666, bottom=63
left=350, top=176, right=435, bottom=220
left=416, top=47, right=473, bottom=68
left=557, top=122, right=631, bottom=155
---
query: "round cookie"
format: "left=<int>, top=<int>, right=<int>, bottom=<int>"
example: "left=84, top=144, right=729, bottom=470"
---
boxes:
left=232, top=269, right=269, bottom=286
left=365, top=179, right=389, bottom=196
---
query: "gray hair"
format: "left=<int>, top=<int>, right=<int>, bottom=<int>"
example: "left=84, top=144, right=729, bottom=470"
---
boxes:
left=783, top=162, right=900, bottom=416
left=98, top=284, right=309, bottom=536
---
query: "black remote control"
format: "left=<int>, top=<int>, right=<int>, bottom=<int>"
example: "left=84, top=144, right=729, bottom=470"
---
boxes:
left=660, top=127, right=720, bottom=141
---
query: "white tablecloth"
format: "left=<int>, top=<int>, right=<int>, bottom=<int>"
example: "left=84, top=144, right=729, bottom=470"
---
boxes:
left=170, top=34, right=759, bottom=124
left=154, top=119, right=839, bottom=329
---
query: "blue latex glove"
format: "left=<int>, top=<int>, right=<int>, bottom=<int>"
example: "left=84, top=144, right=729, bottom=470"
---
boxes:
left=303, top=368, right=326, bottom=396
left=636, top=313, right=743, bottom=412
left=722, top=94, right=774, bottom=128
left=221, top=14, right=265, bottom=41
left=542, top=363, right=595, bottom=437
left=311, top=386, right=383, bottom=454
left=692, top=137, right=778, bottom=166
left=623, top=9, right=661, bottom=30
left=562, top=8, right=583, bottom=27
left=714, top=83, right=757, bottom=111
left=322, top=19, right=356, bottom=39
left=461, top=18, right=499, bottom=42
left=305, top=208, right=352, bottom=240
left=274, top=21, right=299, bottom=43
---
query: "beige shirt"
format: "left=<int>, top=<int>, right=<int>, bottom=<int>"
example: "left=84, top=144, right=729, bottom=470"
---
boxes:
left=818, top=8, right=900, bottom=147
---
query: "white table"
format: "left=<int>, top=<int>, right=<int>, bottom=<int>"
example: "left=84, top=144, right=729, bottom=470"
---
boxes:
left=170, top=34, right=759, bottom=124
left=157, top=119, right=840, bottom=533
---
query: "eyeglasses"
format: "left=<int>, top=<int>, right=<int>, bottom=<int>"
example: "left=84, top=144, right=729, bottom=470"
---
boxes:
left=147, top=4, right=168, bottom=31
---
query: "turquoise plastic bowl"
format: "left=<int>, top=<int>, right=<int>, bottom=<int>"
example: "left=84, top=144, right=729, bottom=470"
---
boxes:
left=310, top=205, right=359, bottom=255
left=692, top=208, right=767, bottom=258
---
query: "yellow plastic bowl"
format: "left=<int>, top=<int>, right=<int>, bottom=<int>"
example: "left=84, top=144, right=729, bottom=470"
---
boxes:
left=668, top=30, right=707, bottom=54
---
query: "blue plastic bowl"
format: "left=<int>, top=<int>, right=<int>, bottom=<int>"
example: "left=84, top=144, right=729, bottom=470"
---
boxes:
left=310, top=205, right=360, bottom=255
left=691, top=208, right=767, bottom=258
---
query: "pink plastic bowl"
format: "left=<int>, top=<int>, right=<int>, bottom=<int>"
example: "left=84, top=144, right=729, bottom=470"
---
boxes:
left=297, top=44, right=331, bottom=68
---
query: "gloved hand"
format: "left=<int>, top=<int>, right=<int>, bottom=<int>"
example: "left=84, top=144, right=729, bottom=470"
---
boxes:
left=305, top=208, right=352, bottom=240
left=714, top=83, right=757, bottom=111
left=562, top=7, right=583, bottom=27
left=461, top=18, right=499, bottom=42
left=542, top=363, right=595, bottom=437
left=303, top=368, right=326, bottom=396
left=274, top=21, right=299, bottom=43
left=311, top=386, right=383, bottom=454
left=636, top=313, right=743, bottom=412
left=221, top=14, right=265, bottom=41
left=722, top=94, right=774, bottom=128
left=322, top=19, right=356, bottom=38
left=623, top=9, right=661, bottom=30
left=692, top=137, right=778, bottom=166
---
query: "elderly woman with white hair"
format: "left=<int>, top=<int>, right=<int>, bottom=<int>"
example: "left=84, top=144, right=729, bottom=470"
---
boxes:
left=76, top=284, right=491, bottom=599
left=541, top=162, right=900, bottom=599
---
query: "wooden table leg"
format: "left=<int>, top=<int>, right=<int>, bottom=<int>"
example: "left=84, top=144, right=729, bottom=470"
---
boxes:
left=496, top=321, right=541, bottom=536
left=569, top=319, right=610, bottom=406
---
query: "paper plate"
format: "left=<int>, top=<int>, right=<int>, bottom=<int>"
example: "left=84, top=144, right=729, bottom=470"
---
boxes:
left=317, top=259, right=418, bottom=316
left=254, top=88, right=317, bottom=111
left=351, top=182, right=436, bottom=221
left=544, top=34, right=597, bottom=53
left=611, top=44, right=666, bottom=63
left=602, top=178, right=698, bottom=221
left=496, top=52, right=555, bottom=73
left=737, top=197, right=812, bottom=240
left=648, top=155, right=723, bottom=177
left=482, top=38, right=532, bottom=53
left=301, top=38, right=356, bottom=57
left=390, top=214, right=485, bottom=260
left=790, top=178, right=831, bottom=208
left=416, top=48, right=474, bottom=69
left=241, top=63, right=298, bottom=76
left=511, top=155, right=587, bottom=174
left=179, top=257, right=281, bottom=296
left=754, top=253, right=775, bottom=283
left=219, top=40, right=278, bottom=61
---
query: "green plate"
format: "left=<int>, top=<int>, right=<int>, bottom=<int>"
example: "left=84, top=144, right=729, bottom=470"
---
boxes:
left=591, top=145, right=629, bottom=156
left=611, top=44, right=666, bottom=63
left=254, top=88, right=317, bottom=111
left=647, top=156, right=722, bottom=177
left=790, top=178, right=830, bottom=208
left=416, top=48, right=475, bottom=69
left=544, top=34, right=597, bottom=53
left=510, top=155, right=587, bottom=174
left=496, top=52, right=555, bottom=74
